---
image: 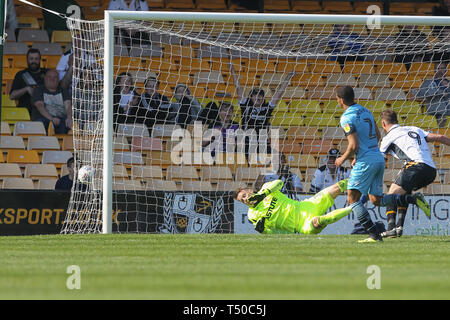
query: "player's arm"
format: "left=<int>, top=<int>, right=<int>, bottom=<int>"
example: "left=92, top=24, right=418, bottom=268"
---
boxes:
left=336, top=132, right=359, bottom=167
left=247, top=179, right=283, bottom=206
left=269, top=72, right=296, bottom=107
left=425, top=132, right=450, bottom=145
left=229, top=63, right=244, bottom=102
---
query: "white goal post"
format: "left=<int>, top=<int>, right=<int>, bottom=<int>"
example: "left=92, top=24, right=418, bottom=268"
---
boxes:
left=61, top=10, right=450, bottom=235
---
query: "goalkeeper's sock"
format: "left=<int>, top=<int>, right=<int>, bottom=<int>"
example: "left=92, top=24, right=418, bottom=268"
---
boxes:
left=352, top=201, right=378, bottom=234
left=396, top=206, right=408, bottom=228
left=386, top=206, right=397, bottom=231
left=380, top=194, right=415, bottom=207
left=318, top=206, right=352, bottom=227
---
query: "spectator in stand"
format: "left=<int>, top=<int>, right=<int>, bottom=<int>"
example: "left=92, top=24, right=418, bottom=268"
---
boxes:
left=310, top=148, right=351, bottom=193
left=10, top=48, right=48, bottom=120
left=5, top=0, right=18, bottom=35
left=328, top=24, right=365, bottom=69
left=203, top=101, right=240, bottom=153
left=108, top=0, right=150, bottom=49
left=433, top=0, right=450, bottom=16
left=73, top=68, right=102, bottom=129
left=409, top=61, right=450, bottom=128
left=127, top=76, right=171, bottom=134
left=255, top=153, right=303, bottom=196
left=113, top=72, right=139, bottom=129
left=32, top=70, right=73, bottom=134
left=55, top=157, right=87, bottom=191
left=393, top=25, right=428, bottom=71
left=172, top=84, right=203, bottom=128
left=55, top=157, right=75, bottom=191
left=229, top=65, right=295, bottom=131
left=57, top=35, right=100, bottom=95
left=41, top=0, right=84, bottom=38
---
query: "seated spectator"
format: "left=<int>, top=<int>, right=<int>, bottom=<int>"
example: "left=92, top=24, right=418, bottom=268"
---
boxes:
left=255, top=153, right=303, bottom=196
left=230, top=64, right=295, bottom=131
left=5, top=0, right=18, bottom=35
left=127, top=76, right=171, bottom=133
left=57, top=35, right=100, bottom=95
left=310, top=148, right=351, bottom=193
left=41, top=0, right=84, bottom=38
left=10, top=48, right=48, bottom=120
left=108, top=0, right=150, bottom=49
left=203, top=101, right=240, bottom=152
left=32, top=70, right=73, bottom=134
left=55, top=157, right=87, bottom=191
left=55, top=157, right=75, bottom=191
left=393, top=25, right=428, bottom=71
left=73, top=68, right=102, bottom=129
left=328, top=24, right=365, bottom=68
left=433, top=0, right=450, bottom=16
left=410, top=61, right=450, bottom=128
left=113, top=72, right=139, bottom=128
left=172, top=84, right=203, bottom=128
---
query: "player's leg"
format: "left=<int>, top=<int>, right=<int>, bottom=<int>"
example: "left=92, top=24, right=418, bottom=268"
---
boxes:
left=297, top=179, right=349, bottom=234
left=381, top=183, right=407, bottom=238
left=347, top=162, right=383, bottom=242
left=370, top=163, right=434, bottom=218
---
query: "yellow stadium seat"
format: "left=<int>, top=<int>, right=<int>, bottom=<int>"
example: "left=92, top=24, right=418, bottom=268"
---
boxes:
left=7, top=149, right=40, bottom=165
left=309, top=60, right=341, bottom=74
left=143, top=179, right=178, bottom=191
left=36, top=178, right=58, bottom=190
left=18, top=17, right=40, bottom=29
left=342, top=61, right=376, bottom=75
left=1, top=107, right=30, bottom=124
left=113, top=179, right=144, bottom=191
left=390, top=101, right=423, bottom=115
left=41, top=150, right=73, bottom=168
left=24, top=164, right=59, bottom=179
left=2, top=95, right=16, bottom=107
left=276, top=59, right=309, bottom=73
left=376, top=62, right=407, bottom=75
left=180, top=180, right=213, bottom=191
left=364, top=100, right=389, bottom=113
left=131, top=166, right=164, bottom=180
left=285, top=126, right=320, bottom=141
left=0, top=135, right=25, bottom=150
left=235, top=167, right=261, bottom=183
left=270, top=113, right=304, bottom=127
left=401, top=115, right=438, bottom=129
left=303, top=113, right=339, bottom=127
left=112, top=164, right=129, bottom=180
left=14, top=121, right=46, bottom=137
left=284, top=154, right=317, bottom=168
left=51, top=30, right=72, bottom=46
left=200, top=166, right=233, bottom=182
left=408, top=62, right=435, bottom=78
left=27, top=136, right=61, bottom=152
left=2, top=177, right=35, bottom=189
left=288, top=100, right=321, bottom=113
left=0, top=163, right=23, bottom=179
left=166, top=165, right=199, bottom=181
left=1, top=121, right=12, bottom=135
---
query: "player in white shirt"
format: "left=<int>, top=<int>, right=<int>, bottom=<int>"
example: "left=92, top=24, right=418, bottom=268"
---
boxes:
left=310, top=148, right=351, bottom=193
left=379, top=109, right=450, bottom=238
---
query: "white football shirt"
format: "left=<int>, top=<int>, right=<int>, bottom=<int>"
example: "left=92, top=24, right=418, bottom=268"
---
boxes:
left=379, top=124, right=436, bottom=168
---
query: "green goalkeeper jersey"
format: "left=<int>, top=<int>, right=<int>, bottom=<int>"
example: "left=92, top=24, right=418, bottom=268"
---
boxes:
left=247, top=180, right=304, bottom=234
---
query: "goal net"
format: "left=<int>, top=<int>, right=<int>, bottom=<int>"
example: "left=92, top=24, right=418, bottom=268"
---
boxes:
left=61, top=12, right=450, bottom=234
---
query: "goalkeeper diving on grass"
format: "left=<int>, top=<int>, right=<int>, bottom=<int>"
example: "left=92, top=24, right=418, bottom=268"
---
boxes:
left=234, top=178, right=351, bottom=234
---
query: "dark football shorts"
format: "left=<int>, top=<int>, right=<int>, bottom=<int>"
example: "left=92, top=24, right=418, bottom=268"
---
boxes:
left=394, top=162, right=437, bottom=194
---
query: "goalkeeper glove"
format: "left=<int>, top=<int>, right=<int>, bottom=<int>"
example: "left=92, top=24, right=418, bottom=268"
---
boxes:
left=247, top=191, right=267, bottom=207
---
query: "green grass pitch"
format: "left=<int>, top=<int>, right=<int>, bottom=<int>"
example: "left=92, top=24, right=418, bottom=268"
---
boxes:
left=0, top=234, right=449, bottom=300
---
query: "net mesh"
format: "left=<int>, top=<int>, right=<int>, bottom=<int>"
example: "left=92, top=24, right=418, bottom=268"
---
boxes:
left=61, top=16, right=450, bottom=234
